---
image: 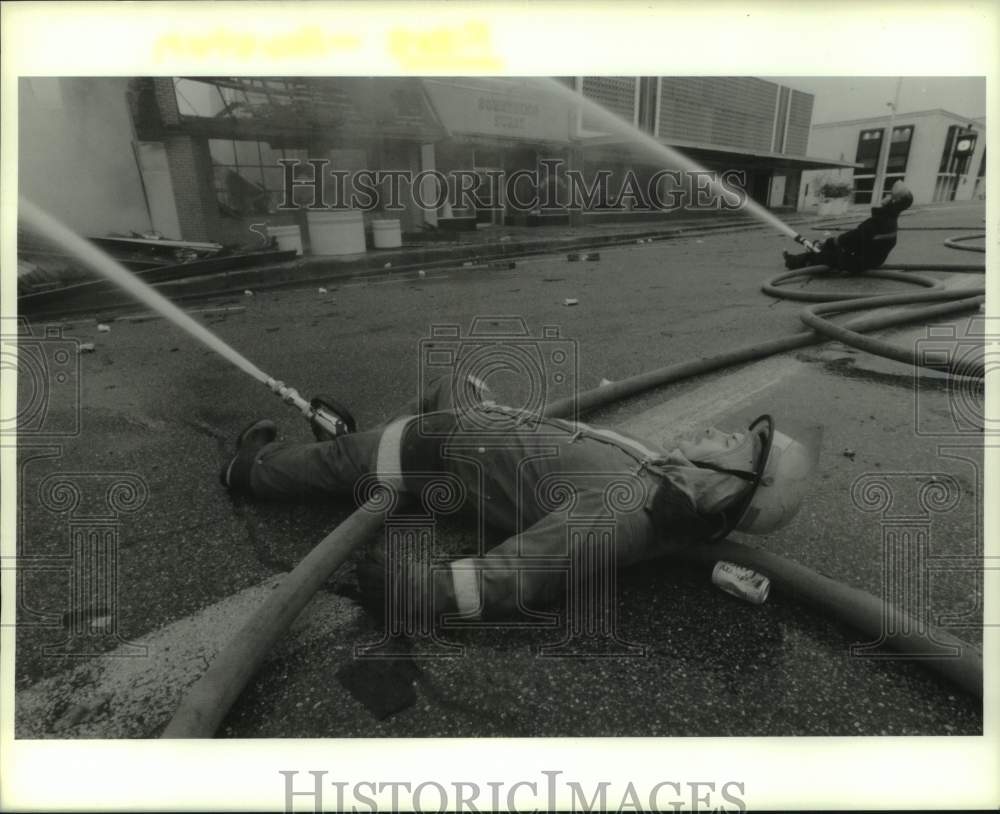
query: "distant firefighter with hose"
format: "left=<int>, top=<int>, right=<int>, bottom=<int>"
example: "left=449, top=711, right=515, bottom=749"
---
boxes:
left=221, top=373, right=814, bottom=624
left=783, top=181, right=914, bottom=273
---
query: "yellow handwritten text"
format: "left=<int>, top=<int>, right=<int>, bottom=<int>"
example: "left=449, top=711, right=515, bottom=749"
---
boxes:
left=154, top=26, right=361, bottom=63
left=388, top=22, right=503, bottom=72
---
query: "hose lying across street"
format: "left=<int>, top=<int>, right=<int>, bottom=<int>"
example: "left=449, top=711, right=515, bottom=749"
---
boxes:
left=155, top=227, right=988, bottom=736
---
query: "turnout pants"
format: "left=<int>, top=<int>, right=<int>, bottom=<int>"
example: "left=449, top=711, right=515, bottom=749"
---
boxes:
left=242, top=375, right=715, bottom=620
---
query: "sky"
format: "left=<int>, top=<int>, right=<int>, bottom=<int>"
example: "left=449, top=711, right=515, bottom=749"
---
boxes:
left=769, top=77, right=985, bottom=124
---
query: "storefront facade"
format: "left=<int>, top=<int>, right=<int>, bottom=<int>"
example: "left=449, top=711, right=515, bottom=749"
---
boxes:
left=800, top=109, right=986, bottom=208
left=20, top=76, right=851, bottom=246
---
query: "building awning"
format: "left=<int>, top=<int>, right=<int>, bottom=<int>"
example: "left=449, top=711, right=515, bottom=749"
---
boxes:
left=164, top=77, right=446, bottom=144
left=581, top=134, right=860, bottom=171
left=421, top=78, right=576, bottom=145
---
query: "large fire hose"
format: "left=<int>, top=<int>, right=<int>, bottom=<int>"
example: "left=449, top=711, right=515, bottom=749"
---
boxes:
left=16, top=200, right=987, bottom=735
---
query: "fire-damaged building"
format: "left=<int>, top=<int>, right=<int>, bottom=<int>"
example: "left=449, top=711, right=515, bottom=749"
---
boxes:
left=18, top=76, right=854, bottom=250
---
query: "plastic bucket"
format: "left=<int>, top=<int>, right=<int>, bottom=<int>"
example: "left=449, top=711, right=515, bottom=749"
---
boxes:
left=306, top=210, right=366, bottom=256
left=372, top=219, right=403, bottom=249
left=268, top=224, right=303, bottom=255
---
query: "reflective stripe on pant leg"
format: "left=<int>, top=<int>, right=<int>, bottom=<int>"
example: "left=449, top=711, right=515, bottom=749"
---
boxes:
left=449, top=558, right=482, bottom=619
left=376, top=417, right=413, bottom=490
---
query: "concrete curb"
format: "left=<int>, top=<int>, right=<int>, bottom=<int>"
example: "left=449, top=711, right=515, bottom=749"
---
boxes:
left=24, top=212, right=854, bottom=320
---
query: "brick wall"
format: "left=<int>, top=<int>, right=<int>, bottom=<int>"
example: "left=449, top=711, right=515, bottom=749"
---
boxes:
left=152, top=77, right=181, bottom=127
left=163, top=135, right=220, bottom=242
left=658, top=77, right=778, bottom=152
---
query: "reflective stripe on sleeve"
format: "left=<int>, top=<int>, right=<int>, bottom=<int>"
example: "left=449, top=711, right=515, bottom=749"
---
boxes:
left=450, top=559, right=482, bottom=618
left=375, top=417, right=412, bottom=489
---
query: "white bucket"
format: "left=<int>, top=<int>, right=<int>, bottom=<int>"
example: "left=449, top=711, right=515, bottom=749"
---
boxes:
left=306, top=210, right=366, bottom=256
left=268, top=224, right=303, bottom=255
left=372, top=219, right=403, bottom=249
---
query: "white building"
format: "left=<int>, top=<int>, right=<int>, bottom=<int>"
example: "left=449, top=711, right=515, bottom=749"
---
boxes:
left=799, top=109, right=986, bottom=209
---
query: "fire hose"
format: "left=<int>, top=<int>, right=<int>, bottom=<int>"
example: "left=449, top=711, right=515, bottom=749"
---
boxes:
left=163, top=230, right=987, bottom=736
left=15, top=200, right=987, bottom=735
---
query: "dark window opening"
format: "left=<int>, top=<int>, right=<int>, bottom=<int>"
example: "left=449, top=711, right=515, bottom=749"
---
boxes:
left=886, top=125, right=914, bottom=173
left=855, top=129, right=884, bottom=173
left=209, top=138, right=308, bottom=215
left=852, top=176, right=876, bottom=205
left=939, top=125, right=958, bottom=173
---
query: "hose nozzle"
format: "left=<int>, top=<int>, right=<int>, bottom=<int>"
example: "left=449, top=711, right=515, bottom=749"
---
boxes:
left=265, top=377, right=310, bottom=413
left=264, top=378, right=356, bottom=441
left=794, top=234, right=822, bottom=253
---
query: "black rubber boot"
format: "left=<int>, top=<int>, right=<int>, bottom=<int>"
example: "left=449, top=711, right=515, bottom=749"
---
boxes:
left=220, top=419, right=277, bottom=493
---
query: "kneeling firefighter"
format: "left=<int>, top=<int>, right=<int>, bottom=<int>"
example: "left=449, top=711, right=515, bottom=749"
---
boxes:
left=784, top=180, right=914, bottom=273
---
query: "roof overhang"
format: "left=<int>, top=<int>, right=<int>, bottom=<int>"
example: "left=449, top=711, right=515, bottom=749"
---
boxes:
left=580, top=134, right=860, bottom=171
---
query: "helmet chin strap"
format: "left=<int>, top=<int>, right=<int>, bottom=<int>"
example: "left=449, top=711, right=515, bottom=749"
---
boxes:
left=694, top=415, right=775, bottom=540
left=691, top=460, right=757, bottom=482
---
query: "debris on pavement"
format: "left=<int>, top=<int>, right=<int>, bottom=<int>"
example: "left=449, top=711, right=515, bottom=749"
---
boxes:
left=417, top=270, right=426, bottom=277
left=122, top=305, right=246, bottom=323
left=97, top=323, right=111, bottom=332
left=243, top=289, right=254, bottom=297
left=563, top=298, right=579, bottom=307
left=583, top=252, right=600, bottom=261
left=383, top=262, right=392, bottom=269
left=489, top=260, right=516, bottom=270
left=318, top=287, right=328, bottom=294
left=78, top=343, right=96, bottom=353
left=53, top=691, right=113, bottom=731
left=842, top=448, right=857, bottom=460
left=599, top=378, right=614, bottom=387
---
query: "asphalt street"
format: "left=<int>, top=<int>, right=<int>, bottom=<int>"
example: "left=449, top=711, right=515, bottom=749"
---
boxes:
left=14, top=201, right=987, bottom=738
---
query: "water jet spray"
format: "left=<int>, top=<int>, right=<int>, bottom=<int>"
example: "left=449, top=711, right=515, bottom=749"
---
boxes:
left=19, top=198, right=351, bottom=440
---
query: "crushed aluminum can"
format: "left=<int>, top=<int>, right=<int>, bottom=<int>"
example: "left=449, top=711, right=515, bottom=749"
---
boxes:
left=563, top=298, right=579, bottom=307
left=711, top=561, right=770, bottom=604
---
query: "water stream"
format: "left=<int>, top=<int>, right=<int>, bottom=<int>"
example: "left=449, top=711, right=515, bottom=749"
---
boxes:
left=19, top=80, right=809, bottom=385
left=534, top=77, right=804, bottom=241
left=19, top=198, right=273, bottom=384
